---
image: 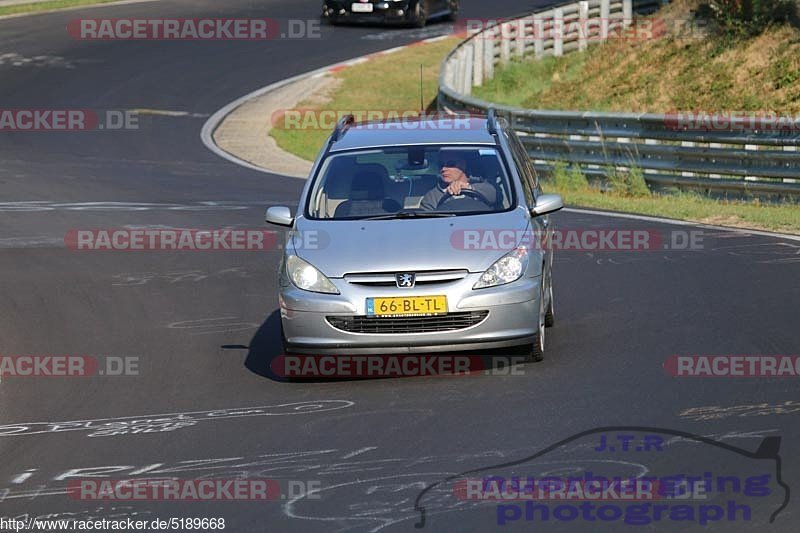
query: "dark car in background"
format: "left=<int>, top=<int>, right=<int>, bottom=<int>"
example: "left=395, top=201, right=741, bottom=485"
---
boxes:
left=322, top=0, right=459, bottom=27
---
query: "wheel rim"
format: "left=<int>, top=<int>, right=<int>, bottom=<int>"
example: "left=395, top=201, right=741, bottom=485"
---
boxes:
left=538, top=286, right=546, bottom=352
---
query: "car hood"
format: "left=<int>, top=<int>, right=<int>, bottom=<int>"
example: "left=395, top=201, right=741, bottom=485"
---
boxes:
left=291, top=209, right=531, bottom=278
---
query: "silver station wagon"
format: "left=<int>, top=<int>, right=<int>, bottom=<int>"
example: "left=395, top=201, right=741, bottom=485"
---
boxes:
left=266, top=111, right=563, bottom=361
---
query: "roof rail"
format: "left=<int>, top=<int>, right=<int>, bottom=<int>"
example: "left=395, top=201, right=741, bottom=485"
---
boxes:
left=486, top=107, right=498, bottom=135
left=321, top=114, right=355, bottom=159
left=331, top=114, right=355, bottom=143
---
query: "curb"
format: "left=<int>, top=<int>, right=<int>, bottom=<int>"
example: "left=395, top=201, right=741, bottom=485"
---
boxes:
left=200, top=35, right=454, bottom=177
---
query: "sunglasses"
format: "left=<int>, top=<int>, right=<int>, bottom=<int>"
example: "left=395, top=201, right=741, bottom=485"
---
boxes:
left=442, top=160, right=463, bottom=168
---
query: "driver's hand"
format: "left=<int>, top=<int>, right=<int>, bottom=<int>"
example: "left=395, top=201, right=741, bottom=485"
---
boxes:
left=446, top=179, right=471, bottom=196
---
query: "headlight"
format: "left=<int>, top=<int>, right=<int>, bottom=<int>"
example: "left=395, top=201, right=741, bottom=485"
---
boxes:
left=473, top=247, right=529, bottom=289
left=286, top=255, right=339, bottom=294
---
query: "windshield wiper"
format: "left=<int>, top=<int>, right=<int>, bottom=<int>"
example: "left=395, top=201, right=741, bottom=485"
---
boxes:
left=361, top=210, right=456, bottom=220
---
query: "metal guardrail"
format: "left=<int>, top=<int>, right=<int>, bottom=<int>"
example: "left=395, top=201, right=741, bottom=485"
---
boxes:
left=438, top=0, right=800, bottom=197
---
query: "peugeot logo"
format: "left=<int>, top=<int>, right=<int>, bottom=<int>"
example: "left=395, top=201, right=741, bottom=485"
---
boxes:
left=396, top=273, right=415, bottom=288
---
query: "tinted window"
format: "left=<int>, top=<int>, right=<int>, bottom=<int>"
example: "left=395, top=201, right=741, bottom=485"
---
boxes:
left=504, top=131, right=535, bottom=207
left=507, top=129, right=540, bottom=197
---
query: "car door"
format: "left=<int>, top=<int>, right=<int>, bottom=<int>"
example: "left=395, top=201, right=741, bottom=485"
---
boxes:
left=505, top=128, right=554, bottom=278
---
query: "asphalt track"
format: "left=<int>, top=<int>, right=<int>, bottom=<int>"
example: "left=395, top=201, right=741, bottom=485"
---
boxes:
left=0, top=1, right=799, bottom=531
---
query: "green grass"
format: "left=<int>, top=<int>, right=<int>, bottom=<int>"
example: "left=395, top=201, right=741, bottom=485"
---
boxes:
left=472, top=53, right=587, bottom=108
left=0, top=0, right=121, bottom=16
left=546, top=164, right=800, bottom=233
left=270, top=37, right=460, bottom=162
left=474, top=0, right=800, bottom=113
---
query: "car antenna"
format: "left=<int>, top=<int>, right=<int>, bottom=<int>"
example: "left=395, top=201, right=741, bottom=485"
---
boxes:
left=419, top=64, right=424, bottom=116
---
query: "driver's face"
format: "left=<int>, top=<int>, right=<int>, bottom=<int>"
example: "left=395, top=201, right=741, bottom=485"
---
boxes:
left=440, top=158, right=466, bottom=182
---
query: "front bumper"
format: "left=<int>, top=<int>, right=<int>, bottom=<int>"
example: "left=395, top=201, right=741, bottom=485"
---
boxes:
left=280, top=273, right=541, bottom=354
left=323, top=1, right=413, bottom=24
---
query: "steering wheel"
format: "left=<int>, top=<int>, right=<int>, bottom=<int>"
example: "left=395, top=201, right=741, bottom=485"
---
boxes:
left=436, top=187, right=492, bottom=209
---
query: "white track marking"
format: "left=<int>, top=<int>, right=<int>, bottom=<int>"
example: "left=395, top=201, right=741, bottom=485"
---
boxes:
left=342, top=447, right=378, bottom=459
left=0, top=0, right=159, bottom=21
left=563, top=207, right=800, bottom=241
left=0, top=401, right=355, bottom=438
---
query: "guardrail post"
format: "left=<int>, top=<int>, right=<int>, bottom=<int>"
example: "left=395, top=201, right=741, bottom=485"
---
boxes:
left=745, top=144, right=757, bottom=181
left=461, top=47, right=471, bottom=94
left=553, top=8, right=564, bottom=56
left=515, top=18, right=526, bottom=57
left=623, top=0, right=633, bottom=26
left=533, top=17, right=544, bottom=58
left=463, top=43, right=473, bottom=95
left=578, top=1, right=589, bottom=51
left=484, top=26, right=495, bottom=80
left=681, top=141, right=695, bottom=177
left=600, top=0, right=610, bottom=40
left=709, top=142, right=722, bottom=178
left=453, top=48, right=463, bottom=95
left=473, top=37, right=483, bottom=86
left=644, top=139, right=658, bottom=175
left=444, top=58, right=454, bottom=90
left=784, top=145, right=798, bottom=183
left=500, top=22, right=512, bottom=64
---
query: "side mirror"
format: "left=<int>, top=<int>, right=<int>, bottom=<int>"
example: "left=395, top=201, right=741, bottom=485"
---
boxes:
left=265, top=206, right=293, bottom=227
left=531, top=194, right=563, bottom=217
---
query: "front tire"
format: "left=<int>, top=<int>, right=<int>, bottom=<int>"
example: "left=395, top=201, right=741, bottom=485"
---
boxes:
left=411, top=0, right=428, bottom=28
left=522, top=284, right=546, bottom=362
left=446, top=0, right=459, bottom=22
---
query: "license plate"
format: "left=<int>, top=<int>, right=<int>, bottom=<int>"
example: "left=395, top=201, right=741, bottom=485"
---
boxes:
left=351, top=2, right=374, bottom=13
left=367, top=296, right=447, bottom=317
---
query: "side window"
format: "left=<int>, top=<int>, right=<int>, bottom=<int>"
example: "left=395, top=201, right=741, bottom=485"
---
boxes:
left=508, top=129, right=540, bottom=196
left=504, top=131, right=534, bottom=207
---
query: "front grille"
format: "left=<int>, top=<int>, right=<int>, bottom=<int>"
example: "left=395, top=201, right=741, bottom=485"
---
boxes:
left=344, top=270, right=468, bottom=287
left=326, top=311, right=489, bottom=334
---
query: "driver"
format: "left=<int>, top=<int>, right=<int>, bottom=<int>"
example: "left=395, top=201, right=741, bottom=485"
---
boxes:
left=420, top=151, right=496, bottom=210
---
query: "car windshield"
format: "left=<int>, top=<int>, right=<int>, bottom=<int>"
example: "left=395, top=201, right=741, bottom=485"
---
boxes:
left=306, top=145, right=514, bottom=220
